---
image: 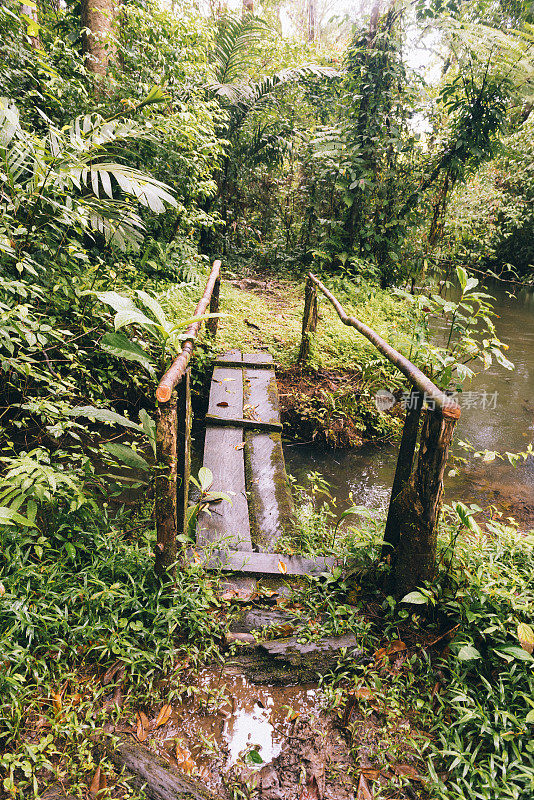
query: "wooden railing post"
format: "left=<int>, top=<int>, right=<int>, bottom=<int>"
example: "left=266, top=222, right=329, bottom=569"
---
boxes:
left=297, top=277, right=318, bottom=364
left=155, top=260, right=221, bottom=581
left=155, top=370, right=191, bottom=581
left=206, top=276, right=220, bottom=338
left=176, top=368, right=191, bottom=542
left=389, top=403, right=461, bottom=598
left=155, top=393, right=178, bottom=581
left=381, top=388, right=423, bottom=559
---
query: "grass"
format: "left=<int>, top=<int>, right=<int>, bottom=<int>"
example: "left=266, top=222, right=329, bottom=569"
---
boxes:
left=0, top=496, right=224, bottom=799
left=211, top=278, right=416, bottom=375
left=278, top=487, right=534, bottom=800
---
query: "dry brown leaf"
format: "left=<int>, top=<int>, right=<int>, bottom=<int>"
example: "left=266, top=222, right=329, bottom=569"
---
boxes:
left=89, top=765, right=107, bottom=798
left=356, top=773, right=373, bottom=800
left=182, top=758, right=196, bottom=775
left=299, top=774, right=320, bottom=800
left=51, top=692, right=62, bottom=713
left=351, top=687, right=375, bottom=701
left=216, top=401, right=229, bottom=407
left=277, top=559, right=287, bottom=575
left=102, top=660, right=124, bottom=685
left=155, top=703, right=172, bottom=728
left=136, top=711, right=148, bottom=742
left=393, top=763, right=424, bottom=781
left=375, top=640, right=406, bottom=661
left=517, top=622, right=534, bottom=654
left=360, top=768, right=380, bottom=781
left=175, top=741, right=190, bottom=763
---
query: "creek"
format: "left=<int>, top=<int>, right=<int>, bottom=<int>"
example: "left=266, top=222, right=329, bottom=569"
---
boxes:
left=284, top=282, right=534, bottom=528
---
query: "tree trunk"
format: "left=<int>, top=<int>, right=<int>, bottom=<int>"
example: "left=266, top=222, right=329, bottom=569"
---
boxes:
left=307, top=0, right=316, bottom=42
left=390, top=404, right=460, bottom=598
left=80, top=0, right=116, bottom=78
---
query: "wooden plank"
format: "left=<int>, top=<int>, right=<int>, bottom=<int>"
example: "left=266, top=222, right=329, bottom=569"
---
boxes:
left=243, top=353, right=295, bottom=551
left=189, top=548, right=340, bottom=576
left=213, top=359, right=274, bottom=369
left=204, top=415, right=282, bottom=432
left=197, top=350, right=252, bottom=551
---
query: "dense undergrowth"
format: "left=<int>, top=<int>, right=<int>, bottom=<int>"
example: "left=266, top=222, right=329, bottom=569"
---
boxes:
left=2, top=469, right=533, bottom=798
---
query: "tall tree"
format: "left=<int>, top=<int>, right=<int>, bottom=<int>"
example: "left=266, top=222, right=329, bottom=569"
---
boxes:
left=81, top=0, right=116, bottom=78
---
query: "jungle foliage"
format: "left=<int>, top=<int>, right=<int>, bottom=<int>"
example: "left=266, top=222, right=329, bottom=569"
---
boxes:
left=1, top=0, right=533, bottom=797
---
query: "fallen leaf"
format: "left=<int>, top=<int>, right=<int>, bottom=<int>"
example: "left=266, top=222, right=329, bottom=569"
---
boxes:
left=0, top=582, right=5, bottom=597
left=244, top=318, right=260, bottom=330
left=89, top=765, right=107, bottom=798
left=102, top=660, right=124, bottom=685
left=351, top=687, right=376, bottom=701
left=155, top=703, right=172, bottom=728
left=518, top=622, right=534, bottom=654
left=222, top=378, right=235, bottom=382
left=51, top=692, right=62, bottom=713
left=356, top=773, right=373, bottom=799
left=175, top=741, right=190, bottom=763
left=216, top=401, right=229, bottom=407
left=361, top=768, right=380, bottom=781
left=182, top=758, right=196, bottom=775
left=136, top=710, right=148, bottom=742
left=375, top=640, right=406, bottom=661
left=299, top=774, right=320, bottom=800
left=393, top=763, right=424, bottom=781
left=277, top=560, right=287, bottom=575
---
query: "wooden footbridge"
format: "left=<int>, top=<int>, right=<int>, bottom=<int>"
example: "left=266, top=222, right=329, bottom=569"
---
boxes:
left=153, top=260, right=461, bottom=597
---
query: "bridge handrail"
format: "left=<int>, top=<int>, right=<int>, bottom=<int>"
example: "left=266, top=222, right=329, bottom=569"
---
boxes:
left=155, top=259, right=221, bottom=581
left=302, top=272, right=461, bottom=597
left=156, top=259, right=221, bottom=403
left=307, top=272, right=460, bottom=419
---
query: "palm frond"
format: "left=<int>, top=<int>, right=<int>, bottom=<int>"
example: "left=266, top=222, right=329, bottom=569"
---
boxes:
left=211, top=15, right=271, bottom=85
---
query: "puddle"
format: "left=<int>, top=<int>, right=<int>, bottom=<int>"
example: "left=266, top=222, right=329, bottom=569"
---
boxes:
left=152, top=667, right=322, bottom=789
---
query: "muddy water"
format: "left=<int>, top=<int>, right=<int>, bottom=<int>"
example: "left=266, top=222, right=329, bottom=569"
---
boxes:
left=285, top=283, right=534, bottom=527
left=152, top=668, right=322, bottom=792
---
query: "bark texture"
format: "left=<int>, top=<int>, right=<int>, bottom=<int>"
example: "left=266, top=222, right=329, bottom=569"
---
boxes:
left=155, top=391, right=178, bottom=581
left=81, top=0, right=116, bottom=77
left=390, top=406, right=459, bottom=598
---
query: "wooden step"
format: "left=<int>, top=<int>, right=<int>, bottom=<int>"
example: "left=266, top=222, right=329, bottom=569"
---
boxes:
left=189, top=548, right=341, bottom=577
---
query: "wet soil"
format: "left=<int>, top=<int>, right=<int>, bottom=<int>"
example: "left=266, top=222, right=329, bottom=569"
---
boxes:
left=149, top=666, right=354, bottom=799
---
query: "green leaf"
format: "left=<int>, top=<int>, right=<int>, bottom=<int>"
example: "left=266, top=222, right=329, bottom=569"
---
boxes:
left=136, top=290, right=168, bottom=327
left=198, top=467, right=213, bottom=493
left=495, top=646, right=534, bottom=662
left=101, top=332, right=155, bottom=376
left=204, top=492, right=233, bottom=505
left=139, top=86, right=166, bottom=106
left=247, top=749, right=263, bottom=764
left=457, top=645, right=482, bottom=661
left=64, top=542, right=76, bottom=560
left=400, top=591, right=429, bottom=605
left=526, top=709, right=534, bottom=724
left=102, top=443, right=150, bottom=472
left=68, top=405, right=142, bottom=431
left=139, top=409, right=156, bottom=456
left=456, top=265, right=468, bottom=292
left=492, top=349, right=514, bottom=371
left=0, top=507, right=36, bottom=527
